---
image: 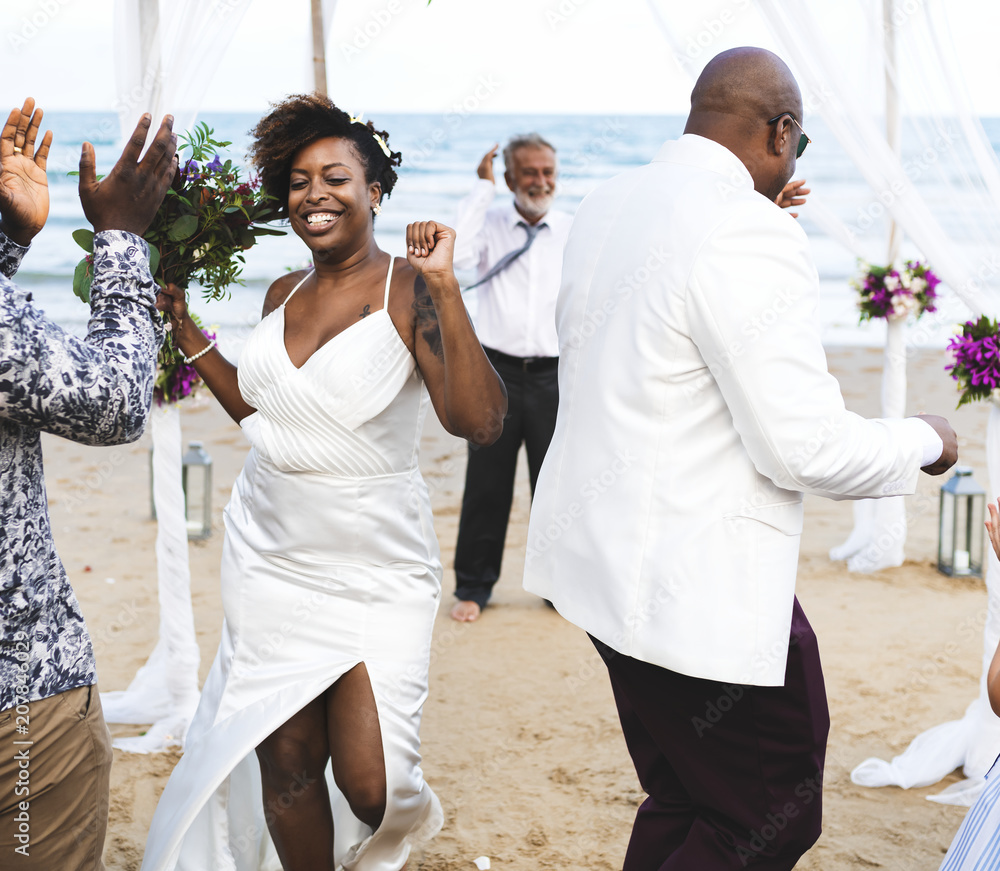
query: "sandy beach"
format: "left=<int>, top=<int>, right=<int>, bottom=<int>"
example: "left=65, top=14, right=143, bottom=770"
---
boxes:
left=41, top=344, right=996, bottom=871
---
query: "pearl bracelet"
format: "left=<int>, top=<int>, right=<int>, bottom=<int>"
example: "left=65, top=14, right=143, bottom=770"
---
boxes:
left=183, top=338, right=217, bottom=365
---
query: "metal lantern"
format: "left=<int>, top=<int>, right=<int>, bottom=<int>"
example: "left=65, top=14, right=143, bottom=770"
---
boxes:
left=181, top=441, right=213, bottom=540
left=149, top=441, right=214, bottom=539
left=938, top=466, right=985, bottom=578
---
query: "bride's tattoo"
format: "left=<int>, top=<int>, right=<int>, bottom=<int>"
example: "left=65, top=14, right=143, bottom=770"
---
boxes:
left=359, top=304, right=371, bottom=319
left=412, top=276, right=443, bottom=358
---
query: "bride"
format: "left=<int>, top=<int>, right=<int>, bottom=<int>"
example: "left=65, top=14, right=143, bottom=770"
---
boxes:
left=142, top=94, right=507, bottom=871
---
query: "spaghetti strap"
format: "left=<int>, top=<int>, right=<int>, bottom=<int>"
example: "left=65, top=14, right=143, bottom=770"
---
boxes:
left=281, top=270, right=314, bottom=308
left=383, top=256, right=395, bottom=308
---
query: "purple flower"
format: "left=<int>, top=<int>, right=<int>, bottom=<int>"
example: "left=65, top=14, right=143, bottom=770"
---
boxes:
left=206, top=154, right=224, bottom=173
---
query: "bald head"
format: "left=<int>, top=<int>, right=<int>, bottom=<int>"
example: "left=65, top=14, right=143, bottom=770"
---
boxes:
left=690, top=48, right=801, bottom=129
left=684, top=48, right=804, bottom=202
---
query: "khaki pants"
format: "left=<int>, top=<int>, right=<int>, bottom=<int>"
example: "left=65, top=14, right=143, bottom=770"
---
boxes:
left=0, top=685, right=113, bottom=870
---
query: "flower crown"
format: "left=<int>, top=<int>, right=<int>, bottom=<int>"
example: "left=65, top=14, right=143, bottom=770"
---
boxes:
left=349, top=112, right=393, bottom=159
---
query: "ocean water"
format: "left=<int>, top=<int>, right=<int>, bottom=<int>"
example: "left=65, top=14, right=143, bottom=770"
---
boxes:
left=19, top=110, right=1000, bottom=357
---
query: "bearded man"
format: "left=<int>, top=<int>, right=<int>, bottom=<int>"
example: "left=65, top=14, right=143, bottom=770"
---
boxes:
left=449, top=134, right=572, bottom=621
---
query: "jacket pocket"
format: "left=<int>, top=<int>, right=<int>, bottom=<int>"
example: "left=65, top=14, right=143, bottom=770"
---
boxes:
left=723, top=500, right=804, bottom=536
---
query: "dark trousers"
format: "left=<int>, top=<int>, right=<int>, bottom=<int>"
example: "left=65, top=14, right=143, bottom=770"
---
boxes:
left=592, top=597, right=829, bottom=870
left=453, top=347, right=559, bottom=608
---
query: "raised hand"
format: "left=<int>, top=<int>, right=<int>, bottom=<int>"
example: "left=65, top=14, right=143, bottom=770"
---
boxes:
left=79, top=113, right=178, bottom=236
left=406, top=221, right=457, bottom=282
left=776, top=178, right=810, bottom=219
left=0, top=98, right=53, bottom=246
left=477, top=144, right=499, bottom=184
left=987, top=499, right=1000, bottom=563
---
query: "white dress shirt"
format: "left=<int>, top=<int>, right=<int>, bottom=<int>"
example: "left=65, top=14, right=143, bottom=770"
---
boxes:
left=453, top=178, right=573, bottom=358
left=523, top=134, right=939, bottom=687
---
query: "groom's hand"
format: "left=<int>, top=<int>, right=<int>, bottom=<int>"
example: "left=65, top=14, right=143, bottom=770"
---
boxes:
left=914, top=413, right=958, bottom=476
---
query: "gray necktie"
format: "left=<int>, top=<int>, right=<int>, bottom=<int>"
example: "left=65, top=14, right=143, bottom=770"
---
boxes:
left=464, top=221, right=544, bottom=292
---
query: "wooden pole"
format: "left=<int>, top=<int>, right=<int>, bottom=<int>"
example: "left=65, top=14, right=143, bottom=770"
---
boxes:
left=885, top=0, right=902, bottom=265
left=311, top=0, right=328, bottom=96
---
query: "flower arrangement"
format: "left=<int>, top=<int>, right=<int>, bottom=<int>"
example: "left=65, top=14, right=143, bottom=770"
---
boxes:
left=946, top=315, right=1000, bottom=407
left=854, top=260, right=940, bottom=323
left=70, top=124, right=283, bottom=405
left=154, top=314, right=215, bottom=406
left=71, top=122, right=283, bottom=302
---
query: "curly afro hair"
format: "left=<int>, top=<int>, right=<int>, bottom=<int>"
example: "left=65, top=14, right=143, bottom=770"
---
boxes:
left=248, top=93, right=402, bottom=220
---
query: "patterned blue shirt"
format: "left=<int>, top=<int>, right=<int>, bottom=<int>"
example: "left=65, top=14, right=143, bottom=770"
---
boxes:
left=0, top=229, right=163, bottom=712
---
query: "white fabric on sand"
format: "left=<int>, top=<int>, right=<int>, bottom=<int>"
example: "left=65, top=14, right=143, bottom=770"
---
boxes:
left=101, top=404, right=201, bottom=751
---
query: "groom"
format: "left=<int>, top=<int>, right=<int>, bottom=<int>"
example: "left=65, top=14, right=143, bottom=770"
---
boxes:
left=523, top=48, right=957, bottom=869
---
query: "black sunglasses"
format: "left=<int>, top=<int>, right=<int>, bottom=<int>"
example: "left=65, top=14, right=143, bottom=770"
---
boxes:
left=767, top=113, right=811, bottom=159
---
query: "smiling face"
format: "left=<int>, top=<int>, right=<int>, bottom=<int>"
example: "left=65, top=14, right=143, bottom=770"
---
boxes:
left=287, top=136, right=381, bottom=254
left=505, top=144, right=557, bottom=223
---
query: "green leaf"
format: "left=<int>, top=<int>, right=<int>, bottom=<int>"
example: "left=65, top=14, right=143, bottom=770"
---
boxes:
left=148, top=245, right=160, bottom=276
left=72, top=228, right=95, bottom=253
left=72, top=257, right=92, bottom=303
left=238, top=227, right=255, bottom=249
left=253, top=226, right=286, bottom=236
left=168, top=214, right=199, bottom=241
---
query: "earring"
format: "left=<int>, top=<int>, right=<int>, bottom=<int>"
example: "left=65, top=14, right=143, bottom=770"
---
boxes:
left=372, top=203, right=382, bottom=216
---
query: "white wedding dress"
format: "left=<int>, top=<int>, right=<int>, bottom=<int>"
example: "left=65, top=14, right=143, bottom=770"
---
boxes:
left=141, top=259, right=444, bottom=871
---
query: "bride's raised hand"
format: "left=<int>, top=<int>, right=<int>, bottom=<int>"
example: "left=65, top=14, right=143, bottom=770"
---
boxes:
left=406, top=221, right=456, bottom=284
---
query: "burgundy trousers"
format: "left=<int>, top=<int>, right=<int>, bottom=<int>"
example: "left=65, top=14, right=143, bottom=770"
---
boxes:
left=592, top=597, right=829, bottom=870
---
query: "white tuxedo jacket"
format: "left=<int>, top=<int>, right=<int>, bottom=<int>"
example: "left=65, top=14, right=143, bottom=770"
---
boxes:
left=522, top=134, right=929, bottom=687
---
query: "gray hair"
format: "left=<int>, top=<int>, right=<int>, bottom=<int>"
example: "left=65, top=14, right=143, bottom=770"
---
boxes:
left=503, top=133, right=557, bottom=171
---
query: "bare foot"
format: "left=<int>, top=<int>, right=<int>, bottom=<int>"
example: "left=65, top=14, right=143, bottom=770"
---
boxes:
left=450, top=599, right=481, bottom=622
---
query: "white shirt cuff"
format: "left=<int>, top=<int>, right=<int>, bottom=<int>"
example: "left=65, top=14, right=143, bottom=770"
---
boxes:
left=907, top=417, right=944, bottom=467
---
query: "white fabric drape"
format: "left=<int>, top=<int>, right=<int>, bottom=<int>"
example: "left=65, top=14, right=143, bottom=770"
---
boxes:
left=102, top=405, right=201, bottom=751
left=852, top=406, right=1000, bottom=804
left=832, top=316, right=908, bottom=572
left=102, top=0, right=252, bottom=751
left=113, top=0, right=254, bottom=139
left=754, top=0, right=998, bottom=316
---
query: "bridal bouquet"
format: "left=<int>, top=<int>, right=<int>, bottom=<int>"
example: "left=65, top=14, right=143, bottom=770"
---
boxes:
left=70, top=123, right=283, bottom=405
left=155, top=315, right=216, bottom=406
left=854, top=260, right=940, bottom=323
left=946, top=315, right=1000, bottom=407
left=71, top=122, right=283, bottom=303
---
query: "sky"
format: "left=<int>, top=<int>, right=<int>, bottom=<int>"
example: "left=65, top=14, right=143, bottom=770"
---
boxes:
left=2, top=0, right=1000, bottom=117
